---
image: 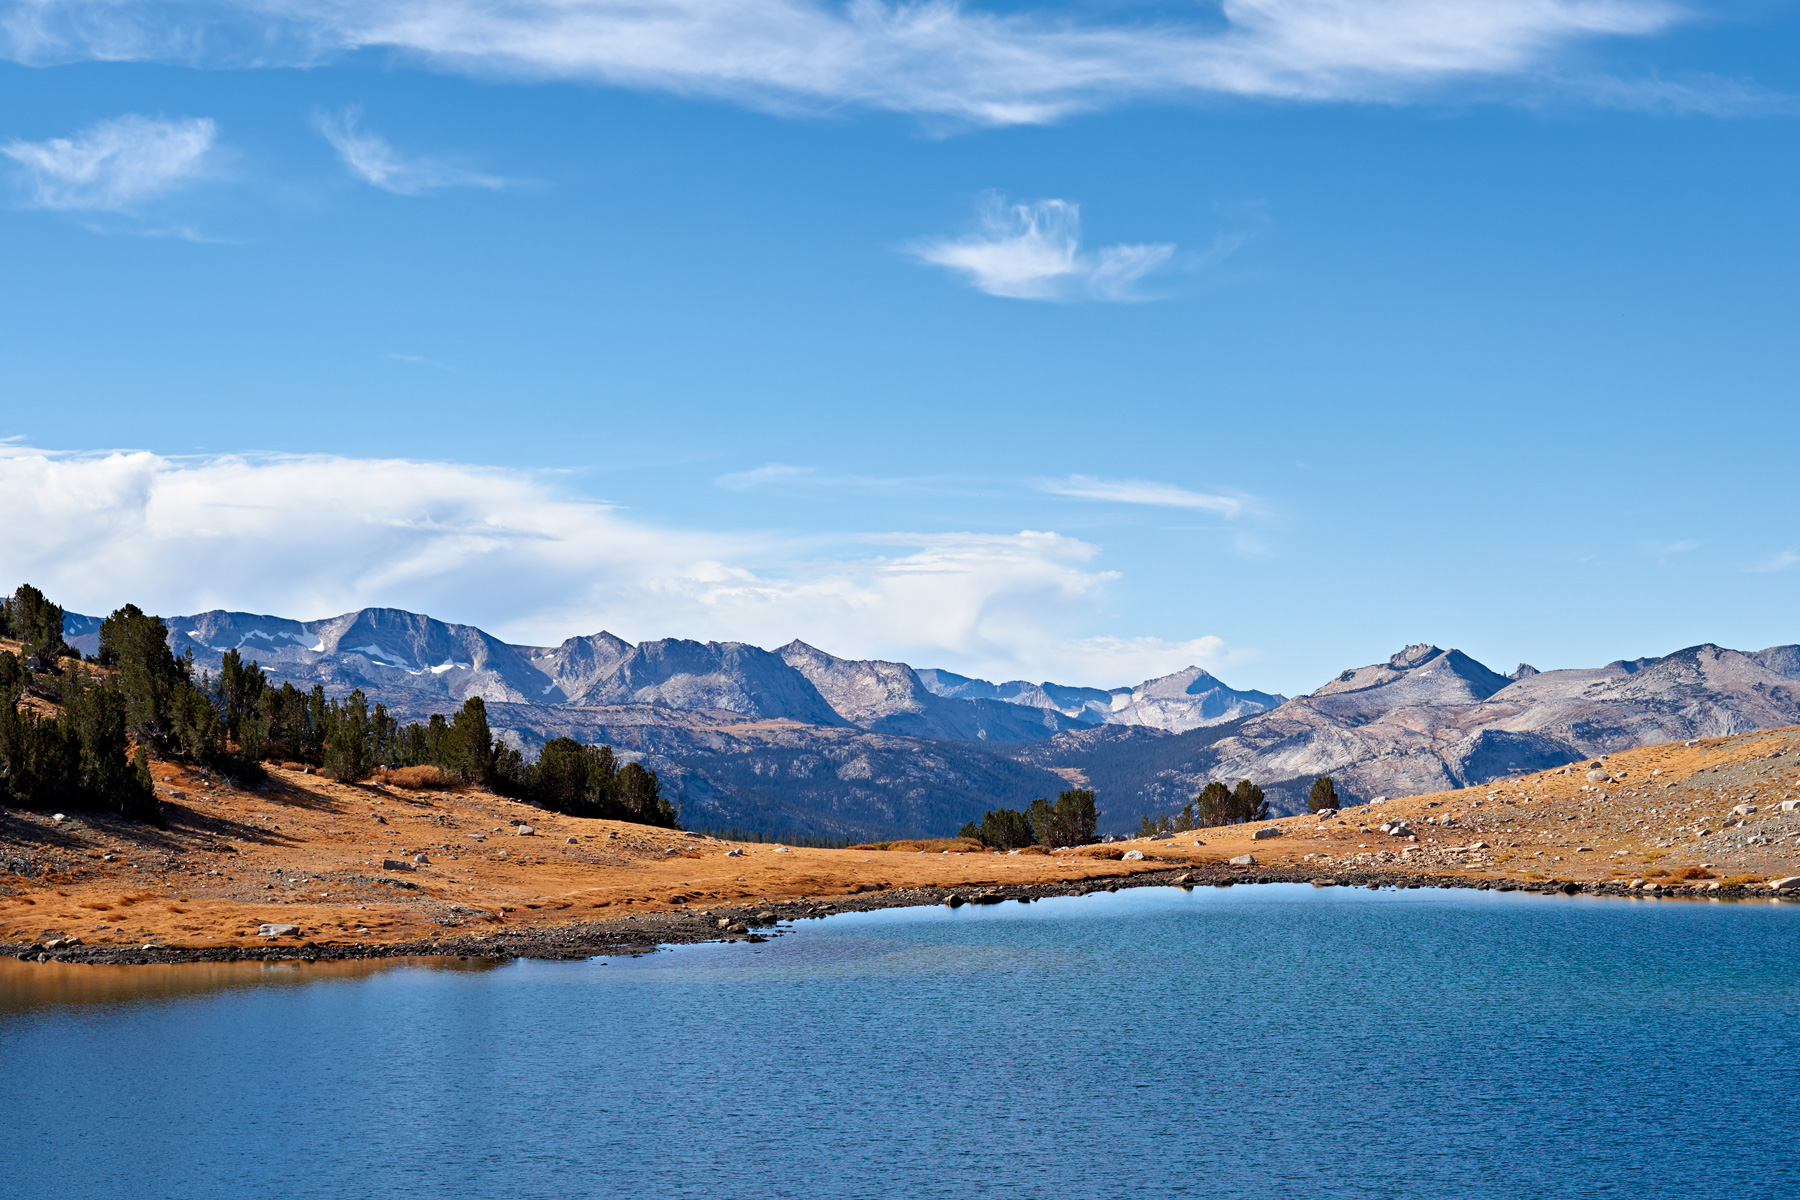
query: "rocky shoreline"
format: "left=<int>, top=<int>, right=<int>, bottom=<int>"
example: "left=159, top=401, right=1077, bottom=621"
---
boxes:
left=8, top=863, right=1795, bottom=967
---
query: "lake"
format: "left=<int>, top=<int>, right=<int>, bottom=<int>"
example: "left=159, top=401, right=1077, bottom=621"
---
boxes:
left=7, top=885, right=1800, bottom=1199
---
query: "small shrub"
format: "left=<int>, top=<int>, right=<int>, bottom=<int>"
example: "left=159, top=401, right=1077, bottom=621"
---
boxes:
left=1718, top=874, right=1763, bottom=887
left=1643, top=868, right=1669, bottom=878
left=378, top=765, right=453, bottom=790
left=1668, top=866, right=1716, bottom=880
left=848, top=837, right=983, bottom=853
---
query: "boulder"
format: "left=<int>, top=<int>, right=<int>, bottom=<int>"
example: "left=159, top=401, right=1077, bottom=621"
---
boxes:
left=258, top=923, right=300, bottom=938
left=725, top=848, right=743, bottom=857
left=944, top=893, right=966, bottom=908
left=413, top=853, right=430, bottom=864
left=516, top=825, right=536, bottom=836
left=566, top=837, right=579, bottom=844
left=381, top=859, right=416, bottom=872
left=1732, top=804, right=1757, bottom=817
left=1251, top=827, right=1282, bottom=841
left=1121, top=849, right=1145, bottom=860
left=1782, top=800, right=1800, bottom=813
left=1228, top=854, right=1256, bottom=866
left=1768, top=877, right=1800, bottom=892
left=771, top=845, right=791, bottom=854
left=1587, top=769, right=1612, bottom=783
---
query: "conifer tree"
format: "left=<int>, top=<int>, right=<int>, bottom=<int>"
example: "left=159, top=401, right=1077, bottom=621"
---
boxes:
left=1231, top=779, right=1269, bottom=823
left=1308, top=776, right=1340, bottom=812
left=1196, top=780, right=1233, bottom=827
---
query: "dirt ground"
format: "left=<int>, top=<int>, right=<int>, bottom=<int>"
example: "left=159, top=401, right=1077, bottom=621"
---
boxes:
left=4, top=725, right=1798, bottom=954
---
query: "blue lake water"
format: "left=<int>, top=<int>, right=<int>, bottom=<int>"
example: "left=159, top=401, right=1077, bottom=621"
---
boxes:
left=7, top=885, right=1800, bottom=1199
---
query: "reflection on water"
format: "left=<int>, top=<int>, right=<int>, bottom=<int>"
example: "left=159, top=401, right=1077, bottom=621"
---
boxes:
left=0, top=954, right=499, bottom=1015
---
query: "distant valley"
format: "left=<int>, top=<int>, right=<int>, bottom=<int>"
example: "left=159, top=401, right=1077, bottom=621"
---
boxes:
left=62, top=607, right=1800, bottom=841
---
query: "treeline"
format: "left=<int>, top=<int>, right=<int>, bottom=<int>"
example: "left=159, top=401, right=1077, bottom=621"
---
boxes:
left=0, top=584, right=677, bottom=829
left=1133, top=774, right=1341, bottom=836
left=958, top=788, right=1099, bottom=849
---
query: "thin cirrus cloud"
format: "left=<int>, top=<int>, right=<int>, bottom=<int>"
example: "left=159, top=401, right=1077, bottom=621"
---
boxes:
left=315, top=107, right=507, bottom=194
left=1, top=113, right=217, bottom=213
left=909, top=196, right=1176, bottom=301
left=1751, top=549, right=1799, bottom=573
left=1038, top=475, right=1252, bottom=518
left=0, top=0, right=1699, bottom=125
left=0, top=443, right=1247, bottom=686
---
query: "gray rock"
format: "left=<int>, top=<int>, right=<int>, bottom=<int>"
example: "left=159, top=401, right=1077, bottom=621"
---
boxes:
left=1251, top=827, right=1282, bottom=840
left=1121, top=849, right=1145, bottom=860
left=1768, top=876, right=1800, bottom=891
left=413, top=853, right=430, bottom=864
left=1228, top=853, right=1256, bottom=865
left=258, top=923, right=300, bottom=938
left=516, top=825, right=535, bottom=836
left=381, top=859, right=415, bottom=871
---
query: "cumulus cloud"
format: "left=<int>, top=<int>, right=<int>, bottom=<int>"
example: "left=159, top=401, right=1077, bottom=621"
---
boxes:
left=910, top=197, right=1175, bottom=300
left=0, top=0, right=1690, bottom=125
left=314, top=107, right=507, bottom=194
left=0, top=444, right=1239, bottom=685
left=1039, top=475, right=1250, bottom=517
left=1, top=114, right=216, bottom=212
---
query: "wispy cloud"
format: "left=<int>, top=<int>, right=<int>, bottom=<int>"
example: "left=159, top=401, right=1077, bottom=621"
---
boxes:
left=1751, top=549, right=1800, bottom=573
left=315, top=107, right=507, bottom=194
left=1, top=114, right=216, bottom=213
left=910, top=197, right=1175, bottom=301
left=0, top=443, right=1242, bottom=686
left=1, top=0, right=1695, bottom=125
left=1038, top=475, right=1251, bottom=517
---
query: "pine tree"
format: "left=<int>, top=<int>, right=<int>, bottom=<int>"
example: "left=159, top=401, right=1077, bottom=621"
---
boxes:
left=1196, top=780, right=1233, bottom=827
left=11, top=584, right=69, bottom=669
left=1308, top=776, right=1340, bottom=812
left=1231, top=779, right=1269, bottom=823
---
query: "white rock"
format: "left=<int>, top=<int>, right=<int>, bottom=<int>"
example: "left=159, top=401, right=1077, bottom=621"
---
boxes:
left=1782, top=800, right=1800, bottom=813
left=1769, top=876, right=1800, bottom=892
left=1228, top=854, right=1256, bottom=865
left=516, top=825, right=535, bottom=836
left=1121, top=849, right=1145, bottom=860
left=413, top=853, right=430, bottom=864
left=1732, top=804, right=1756, bottom=816
left=771, top=844, right=791, bottom=853
left=258, top=923, right=300, bottom=938
left=725, top=847, right=743, bottom=857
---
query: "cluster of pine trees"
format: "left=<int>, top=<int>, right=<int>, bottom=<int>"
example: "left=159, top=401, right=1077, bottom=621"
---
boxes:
left=1133, top=774, right=1341, bottom=834
left=0, top=584, right=677, bottom=829
left=959, top=788, right=1099, bottom=849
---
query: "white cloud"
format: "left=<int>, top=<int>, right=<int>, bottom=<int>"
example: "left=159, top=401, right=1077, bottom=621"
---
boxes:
left=0, top=444, right=1240, bottom=686
left=2, top=0, right=1690, bottom=125
left=1, top=114, right=216, bottom=212
left=1751, top=549, right=1799, bottom=573
left=910, top=197, right=1174, bottom=301
left=1039, top=475, right=1250, bottom=517
left=315, top=107, right=506, bottom=194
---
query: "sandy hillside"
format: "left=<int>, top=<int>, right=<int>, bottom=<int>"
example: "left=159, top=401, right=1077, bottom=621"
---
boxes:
left=3, top=725, right=1798, bottom=953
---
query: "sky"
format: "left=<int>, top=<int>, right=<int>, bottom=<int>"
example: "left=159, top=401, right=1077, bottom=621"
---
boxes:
left=2, top=0, right=1798, bottom=696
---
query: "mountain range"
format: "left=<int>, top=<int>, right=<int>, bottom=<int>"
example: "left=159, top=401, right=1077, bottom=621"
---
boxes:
left=60, top=607, right=1800, bottom=841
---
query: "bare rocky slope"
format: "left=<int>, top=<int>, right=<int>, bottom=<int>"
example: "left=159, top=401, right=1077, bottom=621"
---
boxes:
left=1015, top=642, right=1800, bottom=821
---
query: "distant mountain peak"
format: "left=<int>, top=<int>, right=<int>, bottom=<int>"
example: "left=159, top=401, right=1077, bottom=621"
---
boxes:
left=1389, top=643, right=1444, bottom=669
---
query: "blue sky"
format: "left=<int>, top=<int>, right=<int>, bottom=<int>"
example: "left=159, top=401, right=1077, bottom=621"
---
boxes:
left=2, top=0, right=1798, bottom=695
